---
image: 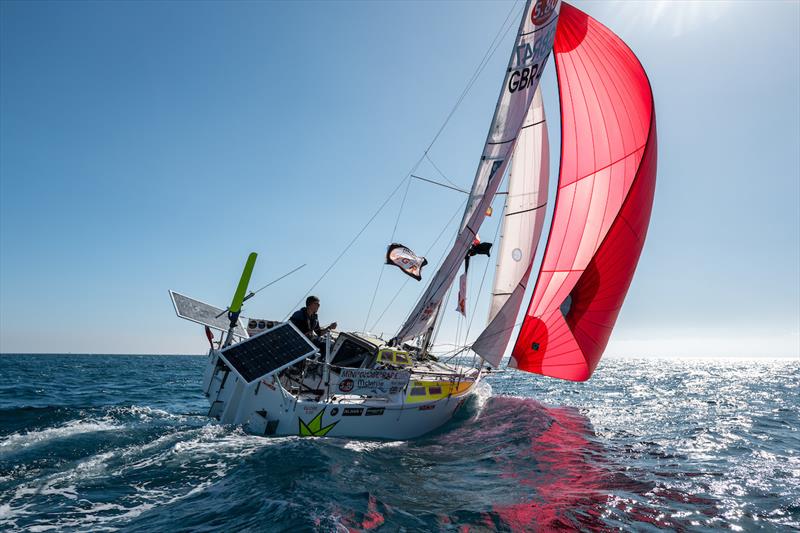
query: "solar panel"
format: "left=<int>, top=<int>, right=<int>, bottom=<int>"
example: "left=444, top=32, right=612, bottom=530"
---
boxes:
left=219, top=322, right=317, bottom=383
left=170, top=290, right=248, bottom=338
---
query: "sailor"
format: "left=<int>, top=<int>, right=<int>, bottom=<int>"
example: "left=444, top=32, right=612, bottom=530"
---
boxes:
left=290, top=296, right=337, bottom=338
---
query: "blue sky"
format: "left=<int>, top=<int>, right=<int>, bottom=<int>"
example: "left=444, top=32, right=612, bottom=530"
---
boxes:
left=1, top=1, right=798, bottom=357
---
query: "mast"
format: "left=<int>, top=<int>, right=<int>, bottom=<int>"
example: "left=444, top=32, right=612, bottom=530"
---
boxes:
left=394, top=0, right=562, bottom=345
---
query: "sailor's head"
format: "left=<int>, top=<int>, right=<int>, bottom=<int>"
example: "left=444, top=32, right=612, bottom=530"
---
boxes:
left=306, top=295, right=320, bottom=314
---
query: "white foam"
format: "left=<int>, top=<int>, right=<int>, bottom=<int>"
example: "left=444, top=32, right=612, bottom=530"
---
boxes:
left=472, top=380, right=493, bottom=415
left=106, top=405, right=190, bottom=422
left=342, top=440, right=406, bottom=452
left=0, top=421, right=299, bottom=531
left=0, top=420, right=123, bottom=452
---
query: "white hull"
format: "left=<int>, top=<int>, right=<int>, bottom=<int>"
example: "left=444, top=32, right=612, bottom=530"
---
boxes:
left=201, top=350, right=481, bottom=439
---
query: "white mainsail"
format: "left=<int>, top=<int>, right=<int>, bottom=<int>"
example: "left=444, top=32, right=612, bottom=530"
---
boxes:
left=394, top=0, right=561, bottom=344
left=471, top=86, right=549, bottom=367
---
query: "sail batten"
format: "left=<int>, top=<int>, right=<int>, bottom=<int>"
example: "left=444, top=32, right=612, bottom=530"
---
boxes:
left=509, top=3, right=657, bottom=381
left=394, top=0, right=561, bottom=344
left=472, top=85, right=550, bottom=367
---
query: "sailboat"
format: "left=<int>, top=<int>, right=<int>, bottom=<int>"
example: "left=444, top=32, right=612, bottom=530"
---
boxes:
left=170, top=1, right=656, bottom=439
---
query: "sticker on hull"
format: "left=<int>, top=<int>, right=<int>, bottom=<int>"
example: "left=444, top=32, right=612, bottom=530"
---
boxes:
left=299, top=410, right=338, bottom=437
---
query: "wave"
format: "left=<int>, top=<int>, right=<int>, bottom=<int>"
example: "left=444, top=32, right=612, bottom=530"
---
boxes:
left=1, top=355, right=798, bottom=531
left=0, top=420, right=125, bottom=452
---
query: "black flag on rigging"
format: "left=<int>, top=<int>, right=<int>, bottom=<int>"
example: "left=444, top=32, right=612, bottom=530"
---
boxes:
left=386, top=243, right=428, bottom=281
left=464, top=236, right=493, bottom=272
left=468, top=242, right=493, bottom=258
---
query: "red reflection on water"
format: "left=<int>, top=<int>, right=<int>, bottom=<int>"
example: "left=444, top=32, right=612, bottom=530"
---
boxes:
left=361, top=494, right=385, bottom=529
left=331, top=493, right=385, bottom=532
left=484, top=398, right=707, bottom=531
left=325, top=395, right=718, bottom=531
left=491, top=401, right=611, bottom=530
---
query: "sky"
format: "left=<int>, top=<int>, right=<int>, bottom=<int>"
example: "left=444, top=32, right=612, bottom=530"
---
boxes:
left=1, top=1, right=798, bottom=357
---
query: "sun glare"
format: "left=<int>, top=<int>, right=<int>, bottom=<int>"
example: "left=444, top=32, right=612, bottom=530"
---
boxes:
left=609, top=0, right=732, bottom=38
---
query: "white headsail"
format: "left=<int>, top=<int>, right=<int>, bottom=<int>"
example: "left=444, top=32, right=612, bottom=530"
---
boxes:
left=471, top=86, right=549, bottom=367
left=394, top=0, right=561, bottom=344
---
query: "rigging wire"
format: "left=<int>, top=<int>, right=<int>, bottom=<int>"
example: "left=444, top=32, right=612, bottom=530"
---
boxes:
left=462, top=191, right=506, bottom=346
left=248, top=264, right=306, bottom=298
left=437, top=318, right=526, bottom=365
left=454, top=302, right=463, bottom=353
left=362, top=175, right=413, bottom=331
left=448, top=198, right=500, bottom=356
left=430, top=182, right=510, bottom=362
left=425, top=154, right=464, bottom=191
left=291, top=0, right=522, bottom=322
left=363, top=1, right=521, bottom=330
left=392, top=174, right=414, bottom=240
left=421, top=1, right=522, bottom=156
left=389, top=193, right=466, bottom=339
left=369, top=198, right=466, bottom=333
left=284, top=174, right=412, bottom=320
left=391, top=4, right=526, bottom=340
left=410, top=174, right=468, bottom=195
left=430, top=282, right=454, bottom=349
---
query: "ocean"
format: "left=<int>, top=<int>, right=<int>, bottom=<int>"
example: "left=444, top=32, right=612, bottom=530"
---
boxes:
left=0, top=354, right=797, bottom=532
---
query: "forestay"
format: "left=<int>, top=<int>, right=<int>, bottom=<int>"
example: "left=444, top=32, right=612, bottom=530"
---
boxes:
left=394, top=0, right=561, bottom=344
left=471, top=86, right=549, bottom=367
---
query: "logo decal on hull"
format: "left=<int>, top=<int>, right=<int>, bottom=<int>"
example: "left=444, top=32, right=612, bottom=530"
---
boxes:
left=299, top=410, right=338, bottom=437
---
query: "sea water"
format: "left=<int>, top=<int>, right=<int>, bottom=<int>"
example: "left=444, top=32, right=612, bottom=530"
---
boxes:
left=0, top=354, right=797, bottom=531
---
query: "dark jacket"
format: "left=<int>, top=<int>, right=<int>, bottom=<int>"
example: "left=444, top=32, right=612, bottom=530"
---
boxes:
left=289, top=307, right=321, bottom=336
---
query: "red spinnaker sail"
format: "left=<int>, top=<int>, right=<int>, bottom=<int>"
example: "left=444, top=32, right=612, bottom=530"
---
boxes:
left=510, top=3, right=657, bottom=381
